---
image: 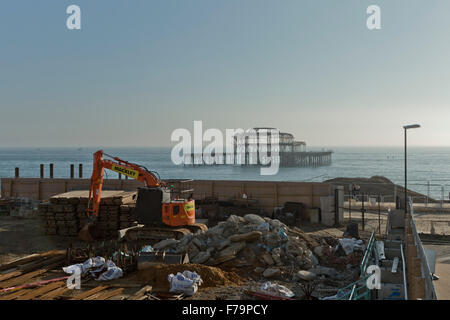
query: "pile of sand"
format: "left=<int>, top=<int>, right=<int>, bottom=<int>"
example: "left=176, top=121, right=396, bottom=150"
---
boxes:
left=130, top=263, right=245, bottom=290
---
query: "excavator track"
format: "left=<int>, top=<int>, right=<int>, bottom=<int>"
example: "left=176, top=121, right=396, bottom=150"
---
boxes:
left=119, top=223, right=208, bottom=242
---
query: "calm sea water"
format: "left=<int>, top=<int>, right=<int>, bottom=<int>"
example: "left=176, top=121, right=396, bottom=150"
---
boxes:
left=1, top=147, right=450, bottom=199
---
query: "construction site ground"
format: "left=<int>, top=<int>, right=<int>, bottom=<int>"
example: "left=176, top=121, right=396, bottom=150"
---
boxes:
left=2, top=210, right=449, bottom=300
left=0, top=215, right=366, bottom=300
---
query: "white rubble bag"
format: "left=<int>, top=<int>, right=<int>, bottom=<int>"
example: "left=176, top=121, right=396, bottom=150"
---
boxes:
left=168, top=271, right=203, bottom=296
left=63, top=256, right=106, bottom=275
left=337, top=238, right=365, bottom=255
left=63, top=256, right=123, bottom=281
left=260, top=281, right=295, bottom=298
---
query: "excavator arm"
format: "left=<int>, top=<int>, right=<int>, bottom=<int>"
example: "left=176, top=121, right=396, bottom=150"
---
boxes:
left=87, top=150, right=161, bottom=219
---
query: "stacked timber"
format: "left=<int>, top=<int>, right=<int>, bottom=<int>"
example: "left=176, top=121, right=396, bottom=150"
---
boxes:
left=39, top=190, right=137, bottom=238
left=38, top=203, right=56, bottom=235
left=119, top=204, right=137, bottom=229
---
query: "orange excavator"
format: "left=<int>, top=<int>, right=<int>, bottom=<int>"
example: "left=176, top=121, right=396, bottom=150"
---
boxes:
left=79, top=150, right=207, bottom=242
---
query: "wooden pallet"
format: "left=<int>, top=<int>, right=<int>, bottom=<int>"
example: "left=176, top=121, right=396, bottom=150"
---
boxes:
left=0, top=251, right=176, bottom=300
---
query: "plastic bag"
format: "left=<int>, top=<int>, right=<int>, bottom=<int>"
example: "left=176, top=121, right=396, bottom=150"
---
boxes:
left=256, top=222, right=271, bottom=231
left=63, top=256, right=122, bottom=281
left=338, top=238, right=365, bottom=255
left=62, top=264, right=83, bottom=275
left=182, top=270, right=203, bottom=285
left=95, top=261, right=123, bottom=281
left=277, top=227, right=289, bottom=241
left=168, top=270, right=203, bottom=296
left=63, top=256, right=105, bottom=275
left=140, top=245, right=154, bottom=253
left=260, top=281, right=295, bottom=298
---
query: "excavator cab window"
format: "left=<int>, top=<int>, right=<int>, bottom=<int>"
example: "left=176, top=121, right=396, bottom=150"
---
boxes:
left=172, top=205, right=180, bottom=216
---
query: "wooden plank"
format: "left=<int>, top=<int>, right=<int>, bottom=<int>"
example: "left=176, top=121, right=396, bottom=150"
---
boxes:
left=0, top=288, right=29, bottom=300
left=0, top=250, right=65, bottom=272
left=86, top=288, right=124, bottom=300
left=128, top=285, right=152, bottom=300
left=412, top=277, right=426, bottom=300
left=0, top=260, right=65, bottom=289
left=391, top=257, right=399, bottom=273
left=69, top=286, right=109, bottom=300
left=0, top=269, right=48, bottom=289
left=16, top=281, right=64, bottom=300
left=37, top=286, right=70, bottom=300
left=0, top=270, right=22, bottom=282
left=19, top=255, right=66, bottom=273
left=0, top=254, right=41, bottom=271
left=82, top=281, right=143, bottom=288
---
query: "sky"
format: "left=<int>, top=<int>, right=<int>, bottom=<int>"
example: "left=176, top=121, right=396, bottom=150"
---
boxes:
left=1, top=0, right=449, bottom=148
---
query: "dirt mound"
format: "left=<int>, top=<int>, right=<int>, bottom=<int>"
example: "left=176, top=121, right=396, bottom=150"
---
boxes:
left=130, top=263, right=245, bottom=290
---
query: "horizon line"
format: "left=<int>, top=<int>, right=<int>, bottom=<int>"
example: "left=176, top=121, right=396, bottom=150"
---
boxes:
left=0, top=145, right=449, bottom=149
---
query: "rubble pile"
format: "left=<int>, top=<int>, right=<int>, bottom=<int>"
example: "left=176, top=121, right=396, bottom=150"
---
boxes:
left=38, top=191, right=137, bottom=237
left=151, top=214, right=365, bottom=284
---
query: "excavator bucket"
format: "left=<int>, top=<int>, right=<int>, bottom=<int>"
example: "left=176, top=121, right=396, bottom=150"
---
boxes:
left=78, top=222, right=104, bottom=242
left=137, top=251, right=189, bottom=270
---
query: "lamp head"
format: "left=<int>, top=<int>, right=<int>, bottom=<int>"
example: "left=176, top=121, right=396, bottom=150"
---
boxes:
left=403, top=124, right=421, bottom=130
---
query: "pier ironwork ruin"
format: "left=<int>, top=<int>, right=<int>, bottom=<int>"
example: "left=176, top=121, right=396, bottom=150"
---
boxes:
left=183, top=128, right=333, bottom=167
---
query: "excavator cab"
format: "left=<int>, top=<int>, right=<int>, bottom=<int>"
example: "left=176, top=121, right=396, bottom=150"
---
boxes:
left=134, top=187, right=195, bottom=227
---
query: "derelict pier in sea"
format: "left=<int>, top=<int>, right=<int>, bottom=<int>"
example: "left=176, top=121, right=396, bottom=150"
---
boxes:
left=183, top=128, right=333, bottom=167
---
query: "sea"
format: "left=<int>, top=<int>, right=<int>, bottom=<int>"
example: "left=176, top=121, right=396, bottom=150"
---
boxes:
left=1, top=147, right=450, bottom=199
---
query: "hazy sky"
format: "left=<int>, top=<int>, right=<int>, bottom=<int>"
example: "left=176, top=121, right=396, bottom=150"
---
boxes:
left=1, top=1, right=449, bottom=148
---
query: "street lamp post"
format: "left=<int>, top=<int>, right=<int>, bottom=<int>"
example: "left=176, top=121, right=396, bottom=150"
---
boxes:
left=403, top=124, right=421, bottom=214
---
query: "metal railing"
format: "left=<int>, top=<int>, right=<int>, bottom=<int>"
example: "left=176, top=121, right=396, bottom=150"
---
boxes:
left=409, top=200, right=437, bottom=300
left=400, top=243, right=408, bottom=300
left=336, top=231, right=376, bottom=300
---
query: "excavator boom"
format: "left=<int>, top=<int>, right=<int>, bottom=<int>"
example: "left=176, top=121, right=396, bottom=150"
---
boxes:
left=87, top=150, right=160, bottom=219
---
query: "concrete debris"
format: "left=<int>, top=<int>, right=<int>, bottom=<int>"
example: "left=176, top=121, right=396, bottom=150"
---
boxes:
left=153, top=239, right=178, bottom=251
left=191, top=251, right=211, bottom=264
left=293, top=270, right=317, bottom=282
left=229, top=231, right=262, bottom=243
left=217, top=242, right=246, bottom=258
left=263, top=268, right=281, bottom=278
left=260, top=252, right=275, bottom=266
left=310, top=266, right=339, bottom=278
left=171, top=214, right=321, bottom=269
left=159, top=214, right=364, bottom=290
left=254, top=267, right=265, bottom=274
left=243, top=214, right=266, bottom=225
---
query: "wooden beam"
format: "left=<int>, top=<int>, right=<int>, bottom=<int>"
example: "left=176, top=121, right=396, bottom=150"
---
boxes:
left=128, top=285, right=152, bottom=300
left=16, top=281, right=64, bottom=300
left=0, top=260, right=65, bottom=289
left=411, top=277, right=426, bottom=300
left=85, top=288, right=124, bottom=300
left=37, top=286, right=70, bottom=300
left=69, top=286, right=109, bottom=300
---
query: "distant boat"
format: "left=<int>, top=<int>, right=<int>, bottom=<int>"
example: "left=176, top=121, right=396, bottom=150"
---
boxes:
left=77, top=148, right=83, bottom=151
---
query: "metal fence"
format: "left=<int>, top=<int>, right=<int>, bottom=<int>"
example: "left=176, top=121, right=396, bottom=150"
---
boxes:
left=409, top=200, right=438, bottom=300
left=334, top=179, right=450, bottom=207
left=341, top=194, right=389, bottom=236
